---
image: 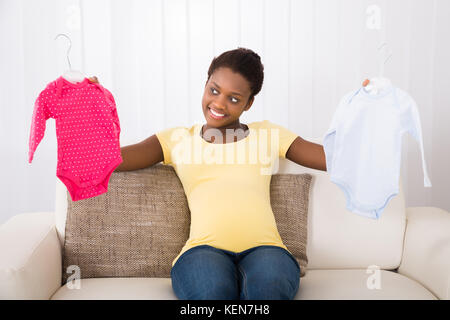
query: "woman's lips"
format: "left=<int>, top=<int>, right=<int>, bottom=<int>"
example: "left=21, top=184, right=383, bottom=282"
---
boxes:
left=208, top=107, right=227, bottom=119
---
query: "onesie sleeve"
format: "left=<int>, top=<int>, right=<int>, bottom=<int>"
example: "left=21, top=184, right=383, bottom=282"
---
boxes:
left=399, top=92, right=432, bottom=187
left=92, top=83, right=121, bottom=139
left=105, top=88, right=121, bottom=138
left=28, top=84, right=55, bottom=163
left=323, top=90, right=357, bottom=138
left=155, top=126, right=189, bottom=165
left=322, top=90, right=356, bottom=173
left=262, top=120, right=299, bottom=159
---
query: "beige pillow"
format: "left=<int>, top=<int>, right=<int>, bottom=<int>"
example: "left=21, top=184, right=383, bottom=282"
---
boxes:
left=270, top=173, right=311, bottom=277
left=62, top=164, right=311, bottom=284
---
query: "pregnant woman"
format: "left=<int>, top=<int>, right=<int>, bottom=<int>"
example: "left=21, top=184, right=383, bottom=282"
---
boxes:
left=90, top=47, right=326, bottom=300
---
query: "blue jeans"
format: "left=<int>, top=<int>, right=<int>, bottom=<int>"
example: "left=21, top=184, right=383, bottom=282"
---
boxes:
left=170, top=245, right=300, bottom=300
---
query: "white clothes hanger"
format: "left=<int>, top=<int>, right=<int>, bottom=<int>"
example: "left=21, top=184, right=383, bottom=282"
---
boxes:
left=54, top=33, right=85, bottom=84
left=363, top=42, right=393, bottom=95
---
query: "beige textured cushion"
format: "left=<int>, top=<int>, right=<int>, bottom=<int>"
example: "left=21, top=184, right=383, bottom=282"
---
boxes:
left=62, top=164, right=312, bottom=284
left=270, top=173, right=311, bottom=277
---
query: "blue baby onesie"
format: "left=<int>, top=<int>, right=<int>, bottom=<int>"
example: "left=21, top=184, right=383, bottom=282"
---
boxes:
left=322, top=83, right=432, bottom=219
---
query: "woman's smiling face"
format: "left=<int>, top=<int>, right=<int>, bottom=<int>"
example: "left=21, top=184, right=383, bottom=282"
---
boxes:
left=202, top=67, right=254, bottom=130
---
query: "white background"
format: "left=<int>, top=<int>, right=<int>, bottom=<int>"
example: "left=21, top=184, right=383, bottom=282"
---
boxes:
left=0, top=0, right=449, bottom=224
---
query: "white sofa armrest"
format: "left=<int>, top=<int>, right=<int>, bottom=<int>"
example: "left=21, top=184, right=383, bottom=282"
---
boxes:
left=0, top=212, right=62, bottom=299
left=397, top=206, right=450, bottom=300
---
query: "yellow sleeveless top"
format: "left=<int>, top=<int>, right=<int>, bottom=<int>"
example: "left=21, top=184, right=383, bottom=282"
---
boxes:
left=155, top=120, right=298, bottom=266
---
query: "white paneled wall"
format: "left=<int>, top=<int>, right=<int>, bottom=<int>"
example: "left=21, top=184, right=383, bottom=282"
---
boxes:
left=1, top=0, right=449, bottom=224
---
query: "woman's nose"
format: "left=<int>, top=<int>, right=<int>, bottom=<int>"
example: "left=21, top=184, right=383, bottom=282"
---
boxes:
left=212, top=95, right=227, bottom=110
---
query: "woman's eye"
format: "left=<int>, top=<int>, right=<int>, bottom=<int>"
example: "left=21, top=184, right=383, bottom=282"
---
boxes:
left=210, top=88, right=239, bottom=103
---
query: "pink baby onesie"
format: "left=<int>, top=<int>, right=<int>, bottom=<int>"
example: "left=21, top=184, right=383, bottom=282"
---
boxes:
left=28, top=76, right=123, bottom=201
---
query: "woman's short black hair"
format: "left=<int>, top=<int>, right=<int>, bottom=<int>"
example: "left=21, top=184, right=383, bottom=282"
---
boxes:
left=206, top=47, right=264, bottom=103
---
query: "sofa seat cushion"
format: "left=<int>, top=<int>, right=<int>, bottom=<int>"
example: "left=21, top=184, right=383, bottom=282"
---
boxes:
left=50, top=277, right=177, bottom=300
left=50, top=269, right=436, bottom=300
left=295, top=269, right=437, bottom=300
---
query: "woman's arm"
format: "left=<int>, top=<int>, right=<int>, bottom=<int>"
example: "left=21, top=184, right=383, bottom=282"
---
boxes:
left=115, top=135, right=164, bottom=171
left=285, top=136, right=327, bottom=172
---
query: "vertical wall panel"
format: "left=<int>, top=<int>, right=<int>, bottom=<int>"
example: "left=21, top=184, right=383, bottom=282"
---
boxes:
left=110, top=0, right=140, bottom=141
left=240, top=0, right=265, bottom=123
left=163, top=0, right=190, bottom=127
left=386, top=0, right=415, bottom=203
left=314, top=0, right=339, bottom=137
left=407, top=0, right=435, bottom=206
left=336, top=0, right=365, bottom=102
left=263, top=0, right=290, bottom=127
left=131, top=0, right=166, bottom=139
left=82, top=0, right=112, bottom=83
left=54, top=0, right=84, bottom=76
left=385, top=0, right=412, bottom=90
left=289, top=0, right=314, bottom=139
left=431, top=0, right=450, bottom=209
left=213, top=0, right=240, bottom=56
left=188, top=0, right=214, bottom=124
left=360, top=0, right=387, bottom=81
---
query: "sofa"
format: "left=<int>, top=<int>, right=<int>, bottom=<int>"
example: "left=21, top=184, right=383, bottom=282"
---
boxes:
left=1, top=151, right=449, bottom=300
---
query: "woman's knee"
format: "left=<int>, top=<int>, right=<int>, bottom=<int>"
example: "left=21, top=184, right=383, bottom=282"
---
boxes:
left=171, top=268, right=240, bottom=300
left=238, top=247, right=300, bottom=300
left=180, top=279, right=239, bottom=300
left=170, top=246, right=239, bottom=300
left=240, top=269, right=299, bottom=300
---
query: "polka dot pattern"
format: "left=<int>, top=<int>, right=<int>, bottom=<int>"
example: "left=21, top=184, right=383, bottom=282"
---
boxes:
left=28, top=76, right=123, bottom=201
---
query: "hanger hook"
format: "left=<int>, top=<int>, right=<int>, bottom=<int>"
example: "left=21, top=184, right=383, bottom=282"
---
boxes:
left=378, top=42, right=387, bottom=51
left=378, top=42, right=392, bottom=66
left=363, top=42, right=393, bottom=86
left=54, top=33, right=72, bottom=70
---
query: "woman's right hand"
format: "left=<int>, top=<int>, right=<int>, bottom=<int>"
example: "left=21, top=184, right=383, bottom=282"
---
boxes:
left=88, top=76, right=99, bottom=84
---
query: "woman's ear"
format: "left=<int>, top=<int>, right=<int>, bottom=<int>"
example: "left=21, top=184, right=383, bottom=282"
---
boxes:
left=244, top=96, right=254, bottom=111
